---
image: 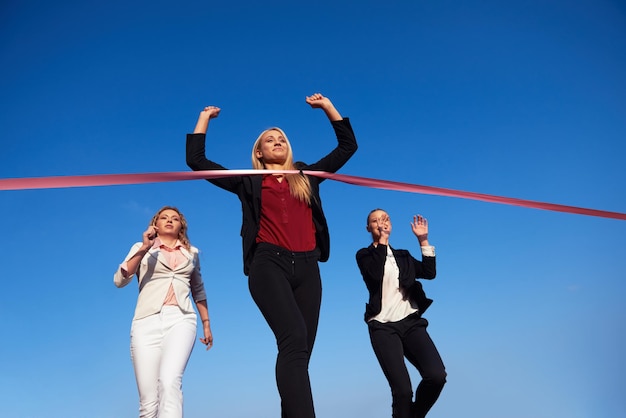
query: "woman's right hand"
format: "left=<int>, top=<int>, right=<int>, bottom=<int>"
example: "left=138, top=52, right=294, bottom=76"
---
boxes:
left=199, top=105, right=221, bottom=120
left=142, top=225, right=158, bottom=248
left=121, top=226, right=156, bottom=279
left=194, top=105, right=221, bottom=134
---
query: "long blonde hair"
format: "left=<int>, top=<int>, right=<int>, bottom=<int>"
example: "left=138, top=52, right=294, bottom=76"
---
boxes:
left=251, top=127, right=312, bottom=205
left=149, top=206, right=191, bottom=250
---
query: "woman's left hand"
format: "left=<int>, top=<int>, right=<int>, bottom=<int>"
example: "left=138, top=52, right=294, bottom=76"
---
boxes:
left=305, top=92, right=342, bottom=121
left=411, top=215, right=429, bottom=244
left=305, top=93, right=331, bottom=109
left=199, top=325, right=213, bottom=351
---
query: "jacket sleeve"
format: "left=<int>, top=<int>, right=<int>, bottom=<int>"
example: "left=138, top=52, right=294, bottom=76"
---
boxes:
left=412, top=254, right=436, bottom=280
left=189, top=248, right=207, bottom=303
left=397, top=250, right=435, bottom=315
left=305, top=118, right=358, bottom=180
left=186, top=132, right=243, bottom=193
left=113, top=242, right=143, bottom=288
left=356, top=244, right=387, bottom=292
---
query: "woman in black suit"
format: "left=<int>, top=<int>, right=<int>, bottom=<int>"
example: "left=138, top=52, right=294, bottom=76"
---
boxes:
left=356, top=209, right=446, bottom=418
left=186, top=93, right=357, bottom=418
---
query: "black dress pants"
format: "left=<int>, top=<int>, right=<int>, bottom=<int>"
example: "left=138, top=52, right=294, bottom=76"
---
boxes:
left=368, top=314, right=446, bottom=418
left=248, top=242, right=322, bottom=418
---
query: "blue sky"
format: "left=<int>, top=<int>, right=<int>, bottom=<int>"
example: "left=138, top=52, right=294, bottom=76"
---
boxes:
left=1, top=1, right=625, bottom=417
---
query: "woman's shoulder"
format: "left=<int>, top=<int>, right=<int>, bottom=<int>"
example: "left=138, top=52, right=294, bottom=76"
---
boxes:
left=356, top=244, right=377, bottom=256
left=129, top=242, right=144, bottom=250
left=391, top=247, right=412, bottom=256
left=356, top=246, right=369, bottom=255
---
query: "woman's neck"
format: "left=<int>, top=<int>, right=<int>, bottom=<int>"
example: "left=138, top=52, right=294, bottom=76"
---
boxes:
left=263, top=163, right=289, bottom=182
left=158, top=236, right=179, bottom=248
left=263, top=162, right=287, bottom=171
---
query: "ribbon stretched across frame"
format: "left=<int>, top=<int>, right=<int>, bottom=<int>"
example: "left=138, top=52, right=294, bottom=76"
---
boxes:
left=1, top=169, right=624, bottom=221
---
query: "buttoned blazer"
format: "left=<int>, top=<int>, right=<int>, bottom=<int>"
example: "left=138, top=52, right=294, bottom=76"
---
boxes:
left=114, top=243, right=207, bottom=320
left=186, top=118, right=358, bottom=276
left=356, top=243, right=436, bottom=322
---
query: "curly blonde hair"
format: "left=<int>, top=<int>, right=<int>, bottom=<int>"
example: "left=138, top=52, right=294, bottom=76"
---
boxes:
left=149, top=206, right=191, bottom=250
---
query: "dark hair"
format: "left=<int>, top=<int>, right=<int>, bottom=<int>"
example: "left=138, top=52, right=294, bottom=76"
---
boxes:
left=366, top=208, right=386, bottom=225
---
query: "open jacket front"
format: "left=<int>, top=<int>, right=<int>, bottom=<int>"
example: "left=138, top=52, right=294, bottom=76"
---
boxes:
left=356, top=243, right=436, bottom=322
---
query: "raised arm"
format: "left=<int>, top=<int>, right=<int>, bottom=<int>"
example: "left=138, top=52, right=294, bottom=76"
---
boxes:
left=186, top=104, right=245, bottom=193
left=187, top=105, right=224, bottom=171
left=193, top=106, right=221, bottom=134
left=303, top=93, right=357, bottom=174
left=410, top=215, right=436, bottom=280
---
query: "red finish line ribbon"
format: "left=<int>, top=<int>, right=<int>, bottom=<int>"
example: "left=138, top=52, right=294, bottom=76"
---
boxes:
left=1, top=170, right=624, bottom=220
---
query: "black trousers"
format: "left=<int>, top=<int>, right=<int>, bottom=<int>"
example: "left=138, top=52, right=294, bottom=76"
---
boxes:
left=368, top=314, right=447, bottom=418
left=248, top=242, right=322, bottom=418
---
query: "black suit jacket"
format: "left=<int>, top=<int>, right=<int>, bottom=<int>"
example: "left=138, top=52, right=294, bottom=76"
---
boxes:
left=187, top=118, right=357, bottom=276
left=356, top=243, right=436, bottom=322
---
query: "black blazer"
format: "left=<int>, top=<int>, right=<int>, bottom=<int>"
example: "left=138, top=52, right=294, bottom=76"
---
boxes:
left=187, top=118, right=357, bottom=276
left=356, top=243, right=436, bottom=322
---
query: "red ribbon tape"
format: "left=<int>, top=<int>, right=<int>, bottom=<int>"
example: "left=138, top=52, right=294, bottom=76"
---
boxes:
left=1, top=170, right=624, bottom=220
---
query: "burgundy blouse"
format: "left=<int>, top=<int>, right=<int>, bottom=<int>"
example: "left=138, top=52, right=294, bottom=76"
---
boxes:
left=256, top=175, right=316, bottom=252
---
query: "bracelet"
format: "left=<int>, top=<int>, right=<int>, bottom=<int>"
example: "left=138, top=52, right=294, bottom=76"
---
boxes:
left=202, top=319, right=210, bottom=324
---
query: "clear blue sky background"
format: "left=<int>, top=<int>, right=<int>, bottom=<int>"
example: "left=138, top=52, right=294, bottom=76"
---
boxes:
left=1, top=1, right=625, bottom=417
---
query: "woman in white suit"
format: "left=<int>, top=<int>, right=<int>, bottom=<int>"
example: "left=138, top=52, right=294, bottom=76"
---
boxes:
left=114, top=206, right=212, bottom=418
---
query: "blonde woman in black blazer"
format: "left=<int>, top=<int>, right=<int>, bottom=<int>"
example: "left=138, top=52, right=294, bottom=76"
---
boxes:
left=187, top=94, right=357, bottom=418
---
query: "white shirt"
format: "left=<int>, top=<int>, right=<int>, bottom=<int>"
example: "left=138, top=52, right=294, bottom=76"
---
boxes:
left=369, top=245, right=435, bottom=323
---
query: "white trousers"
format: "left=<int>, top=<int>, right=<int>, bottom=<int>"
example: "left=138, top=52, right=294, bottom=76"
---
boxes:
left=130, top=306, right=197, bottom=418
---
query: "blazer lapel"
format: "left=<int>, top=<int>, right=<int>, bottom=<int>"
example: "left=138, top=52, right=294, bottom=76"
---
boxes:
left=149, top=248, right=173, bottom=271
left=176, top=247, right=194, bottom=272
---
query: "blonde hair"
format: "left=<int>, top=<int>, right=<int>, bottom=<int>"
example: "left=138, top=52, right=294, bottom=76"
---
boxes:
left=149, top=206, right=191, bottom=250
left=251, top=127, right=312, bottom=205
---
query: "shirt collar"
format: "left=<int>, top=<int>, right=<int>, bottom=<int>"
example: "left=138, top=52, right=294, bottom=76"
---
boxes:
left=152, top=237, right=182, bottom=250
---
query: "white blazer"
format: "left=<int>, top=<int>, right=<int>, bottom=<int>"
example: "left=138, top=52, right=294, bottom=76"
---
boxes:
left=114, top=242, right=207, bottom=320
